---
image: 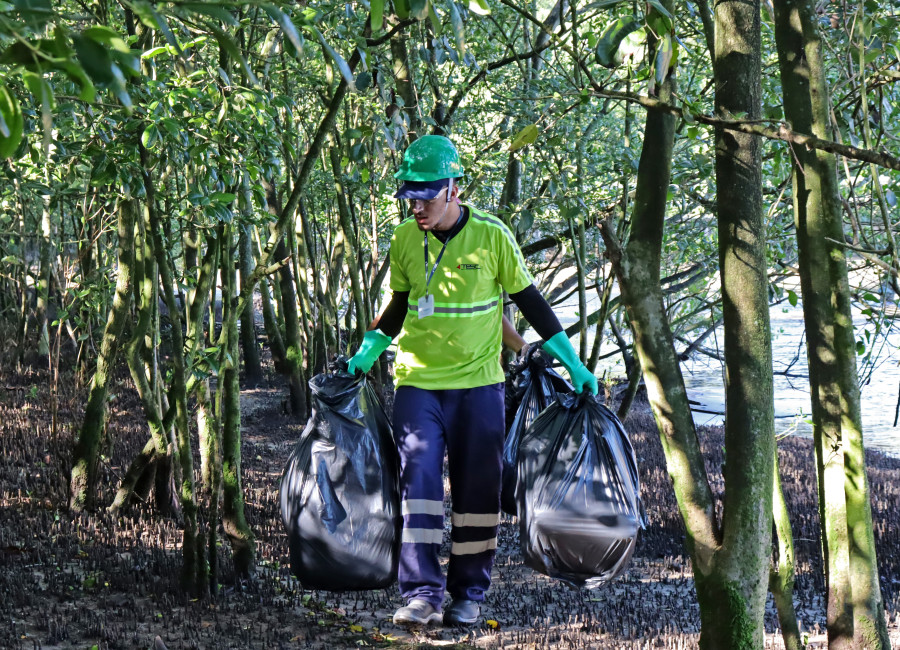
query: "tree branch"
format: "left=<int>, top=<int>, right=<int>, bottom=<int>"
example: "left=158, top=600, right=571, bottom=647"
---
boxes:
left=591, top=89, right=900, bottom=171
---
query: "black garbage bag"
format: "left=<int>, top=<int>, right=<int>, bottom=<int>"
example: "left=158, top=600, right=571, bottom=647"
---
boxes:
left=517, top=393, right=645, bottom=588
left=279, top=367, right=401, bottom=591
left=501, top=346, right=572, bottom=515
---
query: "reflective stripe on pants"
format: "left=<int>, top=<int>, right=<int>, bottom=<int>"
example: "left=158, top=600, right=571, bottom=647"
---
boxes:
left=393, top=383, right=505, bottom=608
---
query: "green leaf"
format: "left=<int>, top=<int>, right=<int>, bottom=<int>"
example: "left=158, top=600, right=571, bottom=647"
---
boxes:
left=73, top=34, right=115, bottom=84
left=646, top=8, right=673, bottom=36
left=83, top=26, right=131, bottom=53
left=23, top=71, right=53, bottom=153
left=371, top=0, right=384, bottom=32
left=142, top=45, right=169, bottom=59
left=0, top=86, right=24, bottom=159
left=655, top=32, right=674, bottom=84
left=468, top=0, right=490, bottom=16
left=210, top=27, right=259, bottom=86
left=508, top=124, right=539, bottom=152
left=211, top=191, right=236, bottom=203
left=595, top=17, right=642, bottom=68
left=449, top=2, right=466, bottom=55
left=313, top=28, right=356, bottom=90
left=355, top=70, right=372, bottom=91
left=410, top=0, right=429, bottom=20
left=394, top=0, right=411, bottom=20
left=516, top=209, right=534, bottom=234
left=427, top=2, right=441, bottom=34
left=183, top=3, right=238, bottom=25
left=262, top=4, right=304, bottom=58
left=645, top=0, right=673, bottom=20
left=141, top=124, right=159, bottom=149
left=787, top=289, right=798, bottom=307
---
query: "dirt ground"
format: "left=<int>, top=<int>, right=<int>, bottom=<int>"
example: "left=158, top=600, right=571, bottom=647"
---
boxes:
left=1, top=362, right=899, bottom=649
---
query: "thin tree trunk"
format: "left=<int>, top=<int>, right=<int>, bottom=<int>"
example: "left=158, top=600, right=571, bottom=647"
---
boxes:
left=389, top=15, right=420, bottom=139
left=238, top=223, right=263, bottom=387
left=69, top=199, right=136, bottom=512
left=263, top=179, right=306, bottom=416
left=140, top=141, right=201, bottom=593
left=111, top=217, right=174, bottom=514
left=220, top=226, right=255, bottom=575
left=330, top=145, right=367, bottom=345
left=599, top=21, right=723, bottom=646
left=773, top=1, right=889, bottom=645
left=36, top=193, right=53, bottom=357
left=770, top=447, right=803, bottom=650
left=708, top=0, right=775, bottom=644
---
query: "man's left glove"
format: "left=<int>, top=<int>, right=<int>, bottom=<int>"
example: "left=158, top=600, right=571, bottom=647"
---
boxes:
left=542, top=331, right=599, bottom=395
left=347, top=329, right=393, bottom=375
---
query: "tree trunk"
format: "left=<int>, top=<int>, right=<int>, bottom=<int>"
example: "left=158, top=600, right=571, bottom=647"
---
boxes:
left=330, top=145, right=367, bottom=345
left=140, top=142, right=201, bottom=593
left=708, top=0, right=775, bottom=644
left=773, top=1, right=889, bottom=645
left=238, top=223, right=263, bottom=387
left=263, top=179, right=307, bottom=416
left=770, top=447, right=803, bottom=650
left=220, top=226, right=256, bottom=575
left=238, top=174, right=263, bottom=387
left=599, top=18, right=723, bottom=646
left=69, top=199, right=136, bottom=512
left=112, top=216, right=174, bottom=514
left=36, top=193, right=53, bottom=357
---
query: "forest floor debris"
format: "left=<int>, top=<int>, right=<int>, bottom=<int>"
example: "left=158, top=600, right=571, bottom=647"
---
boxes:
left=1, top=363, right=899, bottom=649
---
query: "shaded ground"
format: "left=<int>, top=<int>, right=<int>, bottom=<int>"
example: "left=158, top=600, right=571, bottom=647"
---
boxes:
left=1, top=362, right=899, bottom=649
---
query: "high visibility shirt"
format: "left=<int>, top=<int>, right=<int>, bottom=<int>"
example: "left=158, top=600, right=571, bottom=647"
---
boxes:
left=389, top=205, right=534, bottom=389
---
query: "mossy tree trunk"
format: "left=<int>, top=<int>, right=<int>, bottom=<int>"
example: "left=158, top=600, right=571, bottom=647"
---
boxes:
left=770, top=447, right=803, bottom=650
left=600, top=15, right=733, bottom=646
left=263, top=177, right=306, bottom=417
left=238, top=173, right=263, bottom=387
left=35, top=193, right=53, bottom=357
left=69, top=199, right=136, bottom=512
left=220, top=225, right=256, bottom=575
left=773, top=1, right=889, bottom=645
left=110, top=212, right=173, bottom=514
left=330, top=144, right=368, bottom=346
left=140, top=142, right=201, bottom=593
left=708, top=0, right=776, bottom=644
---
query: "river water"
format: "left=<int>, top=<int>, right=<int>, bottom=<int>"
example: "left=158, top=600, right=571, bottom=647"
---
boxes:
left=551, top=299, right=900, bottom=459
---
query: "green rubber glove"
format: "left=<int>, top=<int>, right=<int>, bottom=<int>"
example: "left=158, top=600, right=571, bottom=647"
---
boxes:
left=542, top=331, right=599, bottom=395
left=348, top=329, right=393, bottom=375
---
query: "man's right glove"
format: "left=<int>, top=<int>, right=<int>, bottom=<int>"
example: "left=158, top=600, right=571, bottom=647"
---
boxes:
left=542, top=331, right=599, bottom=395
left=347, top=329, right=393, bottom=375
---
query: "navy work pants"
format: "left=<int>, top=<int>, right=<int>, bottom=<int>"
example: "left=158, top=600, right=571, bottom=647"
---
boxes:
left=392, top=383, right=505, bottom=609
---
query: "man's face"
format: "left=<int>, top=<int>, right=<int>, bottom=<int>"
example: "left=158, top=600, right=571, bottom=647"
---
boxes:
left=409, top=186, right=458, bottom=232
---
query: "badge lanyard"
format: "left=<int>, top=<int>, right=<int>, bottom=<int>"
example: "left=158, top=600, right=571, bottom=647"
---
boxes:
left=419, top=210, right=461, bottom=319
left=419, top=233, right=449, bottom=318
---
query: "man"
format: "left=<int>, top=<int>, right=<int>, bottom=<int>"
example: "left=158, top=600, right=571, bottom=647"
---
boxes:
left=348, top=135, right=597, bottom=627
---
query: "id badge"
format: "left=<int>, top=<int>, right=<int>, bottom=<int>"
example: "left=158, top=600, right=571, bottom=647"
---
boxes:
left=418, top=294, right=435, bottom=318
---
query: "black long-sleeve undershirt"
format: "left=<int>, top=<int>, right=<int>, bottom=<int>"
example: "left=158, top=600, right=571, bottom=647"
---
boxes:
left=373, top=205, right=562, bottom=341
left=375, top=284, right=561, bottom=341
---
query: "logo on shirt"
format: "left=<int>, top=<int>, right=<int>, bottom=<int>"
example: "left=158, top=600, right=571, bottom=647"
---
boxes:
left=457, top=264, right=480, bottom=270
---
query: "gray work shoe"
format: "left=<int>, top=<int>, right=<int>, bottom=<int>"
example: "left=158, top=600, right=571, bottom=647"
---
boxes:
left=443, top=598, right=480, bottom=625
left=393, top=599, right=442, bottom=626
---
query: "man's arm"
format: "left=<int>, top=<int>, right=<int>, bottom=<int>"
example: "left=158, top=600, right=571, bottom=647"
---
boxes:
left=509, top=285, right=598, bottom=395
left=348, top=291, right=409, bottom=375
left=501, top=315, right=527, bottom=353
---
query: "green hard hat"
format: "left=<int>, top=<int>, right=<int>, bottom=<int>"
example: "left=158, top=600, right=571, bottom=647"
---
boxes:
left=394, top=135, right=464, bottom=181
